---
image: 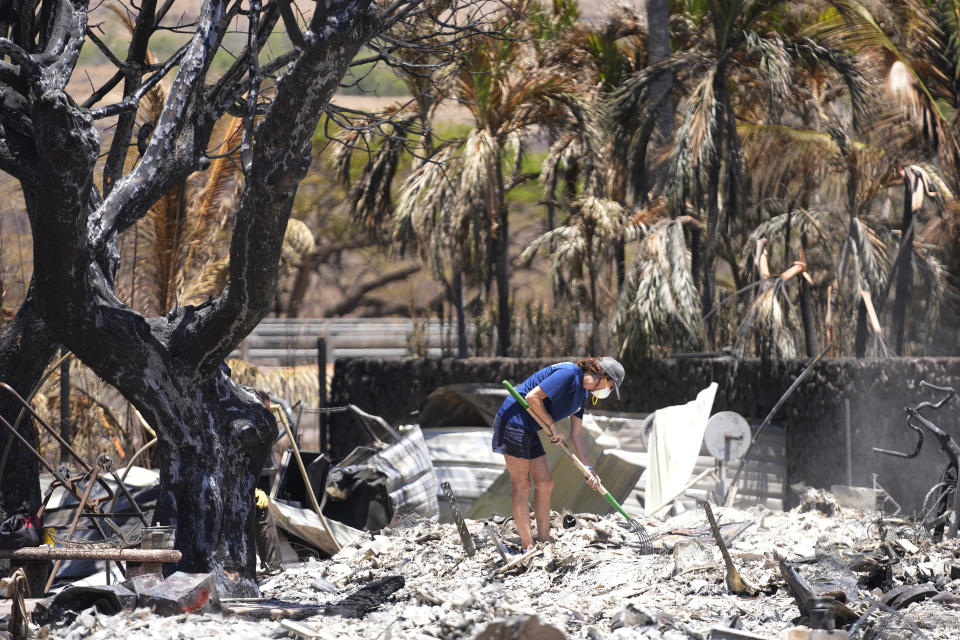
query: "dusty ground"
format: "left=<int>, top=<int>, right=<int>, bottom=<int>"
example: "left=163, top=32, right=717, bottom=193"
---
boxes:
left=33, top=501, right=960, bottom=640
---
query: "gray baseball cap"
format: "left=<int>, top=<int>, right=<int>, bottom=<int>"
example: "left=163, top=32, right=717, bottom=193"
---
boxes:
left=599, top=357, right=625, bottom=398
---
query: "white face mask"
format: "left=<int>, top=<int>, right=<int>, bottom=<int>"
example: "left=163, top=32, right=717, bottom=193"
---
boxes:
left=592, top=387, right=612, bottom=400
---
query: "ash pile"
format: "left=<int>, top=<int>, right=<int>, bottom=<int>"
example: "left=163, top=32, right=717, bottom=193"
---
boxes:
left=28, top=493, right=960, bottom=640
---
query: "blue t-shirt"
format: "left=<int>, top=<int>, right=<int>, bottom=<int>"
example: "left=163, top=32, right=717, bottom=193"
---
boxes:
left=498, top=363, right=588, bottom=433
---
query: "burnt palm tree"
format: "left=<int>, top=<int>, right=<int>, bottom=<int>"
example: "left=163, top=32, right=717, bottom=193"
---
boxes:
left=657, top=2, right=876, bottom=345
left=400, top=6, right=575, bottom=355
left=611, top=215, right=705, bottom=361
left=520, top=197, right=644, bottom=352
left=813, top=0, right=960, bottom=354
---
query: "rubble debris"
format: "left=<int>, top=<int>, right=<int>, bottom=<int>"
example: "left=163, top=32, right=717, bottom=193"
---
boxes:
left=51, top=584, right=137, bottom=615
left=784, top=629, right=849, bottom=640
left=121, top=573, right=164, bottom=597
left=710, top=626, right=775, bottom=640
left=135, top=572, right=220, bottom=616
left=497, top=546, right=544, bottom=574
left=279, top=618, right=331, bottom=639
left=880, top=582, right=939, bottom=610
left=673, top=538, right=718, bottom=575
left=778, top=558, right=859, bottom=627
left=704, top=502, right=763, bottom=595
left=441, top=481, right=476, bottom=557
left=806, top=595, right=836, bottom=630
left=221, top=598, right=323, bottom=620
left=610, top=603, right=655, bottom=629
left=829, top=486, right=878, bottom=513
left=4, top=567, right=28, bottom=640
left=485, top=522, right=509, bottom=562
left=19, top=502, right=960, bottom=640
left=323, top=575, right=404, bottom=618
left=790, top=483, right=838, bottom=516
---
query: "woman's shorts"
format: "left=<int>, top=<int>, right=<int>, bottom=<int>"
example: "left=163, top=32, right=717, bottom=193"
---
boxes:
left=492, top=415, right=546, bottom=459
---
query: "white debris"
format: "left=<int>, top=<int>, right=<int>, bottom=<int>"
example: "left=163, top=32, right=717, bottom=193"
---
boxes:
left=31, top=504, right=960, bottom=639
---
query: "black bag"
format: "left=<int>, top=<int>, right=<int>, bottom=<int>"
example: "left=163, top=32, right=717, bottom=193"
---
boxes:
left=0, top=507, right=42, bottom=549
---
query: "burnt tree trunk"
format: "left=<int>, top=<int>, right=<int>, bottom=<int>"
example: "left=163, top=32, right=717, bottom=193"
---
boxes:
left=891, top=168, right=917, bottom=355
left=139, top=374, right=274, bottom=593
left=452, top=266, right=468, bottom=358
left=494, top=149, right=511, bottom=356
left=0, top=289, right=57, bottom=516
left=798, top=233, right=819, bottom=357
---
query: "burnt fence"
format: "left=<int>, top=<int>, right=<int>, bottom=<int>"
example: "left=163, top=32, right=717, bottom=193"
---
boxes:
left=329, top=356, right=960, bottom=512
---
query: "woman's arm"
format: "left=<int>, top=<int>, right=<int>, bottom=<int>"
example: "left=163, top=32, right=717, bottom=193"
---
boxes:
left=525, top=386, right=561, bottom=440
left=569, top=415, right=601, bottom=490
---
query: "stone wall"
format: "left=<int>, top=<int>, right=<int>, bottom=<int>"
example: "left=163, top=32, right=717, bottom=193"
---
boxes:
left=329, top=356, right=960, bottom=512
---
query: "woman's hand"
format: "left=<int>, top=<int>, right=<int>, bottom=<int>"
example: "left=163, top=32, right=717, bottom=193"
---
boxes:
left=548, top=429, right=567, bottom=448
left=585, top=467, right=601, bottom=491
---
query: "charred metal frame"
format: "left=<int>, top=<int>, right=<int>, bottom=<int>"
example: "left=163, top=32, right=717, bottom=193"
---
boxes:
left=872, top=381, right=960, bottom=538
left=0, top=382, right=151, bottom=589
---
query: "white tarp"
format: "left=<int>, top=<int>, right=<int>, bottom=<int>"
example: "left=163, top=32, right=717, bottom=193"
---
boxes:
left=644, top=383, right=718, bottom=516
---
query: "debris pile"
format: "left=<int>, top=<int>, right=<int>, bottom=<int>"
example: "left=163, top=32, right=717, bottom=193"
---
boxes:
left=26, top=498, right=960, bottom=640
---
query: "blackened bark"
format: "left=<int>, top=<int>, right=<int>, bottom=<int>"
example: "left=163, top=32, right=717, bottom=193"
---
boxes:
left=891, top=171, right=916, bottom=355
left=142, top=373, right=274, bottom=596
left=452, top=266, right=468, bottom=358
left=494, top=155, right=511, bottom=356
left=0, top=288, right=57, bottom=516
left=854, top=298, right=868, bottom=357
left=646, top=0, right=672, bottom=145
left=702, top=143, right=721, bottom=347
left=798, top=234, right=819, bottom=357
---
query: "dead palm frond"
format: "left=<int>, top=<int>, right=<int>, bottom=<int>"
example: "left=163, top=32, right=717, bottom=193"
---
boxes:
left=743, top=209, right=837, bottom=256
left=519, top=196, right=637, bottom=276
left=180, top=257, right=230, bottom=306
left=743, top=30, right=793, bottom=121
left=738, top=125, right=842, bottom=198
left=814, top=0, right=960, bottom=183
left=118, top=9, right=244, bottom=316
left=736, top=278, right=800, bottom=359
left=668, top=65, right=719, bottom=218
left=849, top=216, right=889, bottom=300
left=179, top=219, right=314, bottom=306
left=612, top=219, right=704, bottom=361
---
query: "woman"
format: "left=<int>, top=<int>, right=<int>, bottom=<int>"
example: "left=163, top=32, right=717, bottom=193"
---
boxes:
left=493, top=357, right=625, bottom=551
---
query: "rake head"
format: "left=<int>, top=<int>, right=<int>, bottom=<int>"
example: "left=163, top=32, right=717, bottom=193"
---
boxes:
left=627, top=517, right=655, bottom=555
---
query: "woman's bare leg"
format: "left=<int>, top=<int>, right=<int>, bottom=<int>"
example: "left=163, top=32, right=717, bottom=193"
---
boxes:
left=529, top=455, right=554, bottom=543
left=504, top=454, right=534, bottom=549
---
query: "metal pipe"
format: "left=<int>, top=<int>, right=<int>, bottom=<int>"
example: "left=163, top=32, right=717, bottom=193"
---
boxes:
left=275, top=409, right=341, bottom=552
left=723, top=343, right=831, bottom=505
left=0, top=547, right=181, bottom=562
left=0, top=383, right=94, bottom=475
left=845, top=398, right=852, bottom=486
left=317, top=337, right=327, bottom=454
left=59, top=352, right=71, bottom=464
